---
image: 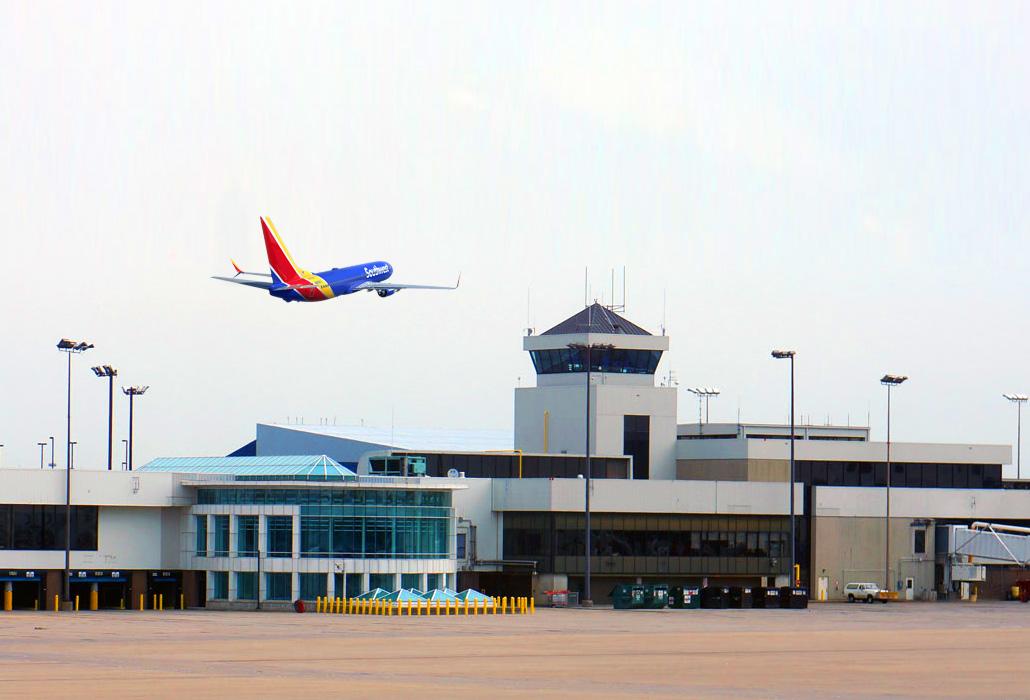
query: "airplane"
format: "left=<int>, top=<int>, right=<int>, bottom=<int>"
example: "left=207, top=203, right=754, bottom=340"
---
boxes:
left=213, top=217, right=459, bottom=302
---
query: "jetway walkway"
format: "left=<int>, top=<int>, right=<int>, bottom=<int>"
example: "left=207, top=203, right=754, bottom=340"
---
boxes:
left=948, top=522, right=1030, bottom=567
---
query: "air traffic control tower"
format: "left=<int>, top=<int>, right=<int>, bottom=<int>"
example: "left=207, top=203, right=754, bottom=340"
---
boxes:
left=514, top=303, right=676, bottom=480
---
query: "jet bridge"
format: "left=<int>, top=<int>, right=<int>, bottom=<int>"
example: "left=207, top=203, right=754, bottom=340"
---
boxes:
left=942, top=522, right=1030, bottom=583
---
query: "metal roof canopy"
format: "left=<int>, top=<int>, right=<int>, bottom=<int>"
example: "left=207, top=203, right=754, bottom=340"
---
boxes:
left=139, top=455, right=355, bottom=479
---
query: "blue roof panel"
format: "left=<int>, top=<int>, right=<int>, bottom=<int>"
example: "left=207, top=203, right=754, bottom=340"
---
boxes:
left=139, top=455, right=356, bottom=478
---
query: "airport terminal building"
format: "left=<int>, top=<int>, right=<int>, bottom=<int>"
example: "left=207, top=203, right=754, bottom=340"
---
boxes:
left=1, top=304, right=1028, bottom=608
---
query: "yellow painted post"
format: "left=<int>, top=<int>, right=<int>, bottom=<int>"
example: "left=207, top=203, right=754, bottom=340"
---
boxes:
left=139, top=593, right=144, bottom=611
left=180, top=593, right=185, bottom=610
left=159, top=594, right=163, bottom=612
left=53, top=594, right=59, bottom=612
left=406, top=599, right=412, bottom=616
left=474, top=599, right=480, bottom=615
left=74, top=595, right=79, bottom=612
left=464, top=599, right=469, bottom=616
left=3, top=589, right=12, bottom=611
left=90, top=589, right=98, bottom=611
left=152, top=594, right=157, bottom=611
left=502, top=597, right=507, bottom=615
left=317, top=596, right=323, bottom=613
left=119, top=597, right=124, bottom=611
left=34, top=599, right=38, bottom=611
left=530, top=596, right=535, bottom=614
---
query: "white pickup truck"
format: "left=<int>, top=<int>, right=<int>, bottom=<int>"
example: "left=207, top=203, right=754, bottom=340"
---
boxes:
left=844, top=582, right=888, bottom=603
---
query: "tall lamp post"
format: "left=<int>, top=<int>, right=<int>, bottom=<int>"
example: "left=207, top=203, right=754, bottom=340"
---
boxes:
left=1003, top=394, right=1028, bottom=480
left=57, top=338, right=93, bottom=607
left=567, top=341, right=613, bottom=607
left=881, top=374, right=907, bottom=593
left=686, top=387, right=720, bottom=435
left=91, top=365, right=118, bottom=471
left=771, top=350, right=797, bottom=587
left=123, top=386, right=148, bottom=471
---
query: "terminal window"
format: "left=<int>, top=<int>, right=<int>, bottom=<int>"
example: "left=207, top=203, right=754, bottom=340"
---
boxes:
left=267, top=516, right=293, bottom=558
left=210, top=571, right=228, bottom=600
left=236, top=572, right=257, bottom=600
left=265, top=573, right=291, bottom=601
left=195, top=515, right=207, bottom=557
left=213, top=515, right=230, bottom=557
left=299, top=573, right=327, bottom=600
left=237, top=515, right=258, bottom=556
left=0, top=505, right=98, bottom=551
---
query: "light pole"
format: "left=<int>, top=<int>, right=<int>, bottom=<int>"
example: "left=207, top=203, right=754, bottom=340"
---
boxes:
left=38, top=442, right=46, bottom=470
left=49, top=436, right=55, bottom=469
left=91, top=365, right=118, bottom=471
left=1003, top=394, right=1028, bottom=480
left=121, top=439, right=128, bottom=470
left=57, top=338, right=93, bottom=607
left=772, top=350, right=797, bottom=587
left=686, top=387, right=720, bottom=435
left=567, top=340, right=613, bottom=607
left=123, top=386, right=148, bottom=471
left=881, top=374, right=907, bottom=593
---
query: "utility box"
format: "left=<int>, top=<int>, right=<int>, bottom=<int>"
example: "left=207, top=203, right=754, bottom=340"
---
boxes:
left=779, top=587, right=809, bottom=609
left=610, top=584, right=646, bottom=610
left=644, top=584, right=669, bottom=609
left=701, top=586, right=730, bottom=609
left=728, top=586, right=753, bottom=609
left=669, top=586, right=701, bottom=609
left=752, top=586, right=780, bottom=608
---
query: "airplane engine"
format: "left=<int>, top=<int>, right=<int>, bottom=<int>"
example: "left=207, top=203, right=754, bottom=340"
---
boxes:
left=376, top=289, right=397, bottom=298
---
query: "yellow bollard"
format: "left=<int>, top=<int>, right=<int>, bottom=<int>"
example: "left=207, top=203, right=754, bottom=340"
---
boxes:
left=432, top=600, right=438, bottom=616
left=139, top=593, right=144, bottom=611
left=90, top=590, right=98, bottom=611
left=159, top=594, right=163, bottom=612
left=474, top=599, right=479, bottom=616
left=406, top=599, right=412, bottom=616
left=502, top=597, right=508, bottom=615
left=34, top=599, right=38, bottom=611
left=119, top=597, right=124, bottom=611
left=53, top=594, right=59, bottom=612
left=74, top=595, right=79, bottom=612
left=3, top=589, right=12, bottom=612
left=152, top=594, right=157, bottom=611
left=530, top=596, right=535, bottom=614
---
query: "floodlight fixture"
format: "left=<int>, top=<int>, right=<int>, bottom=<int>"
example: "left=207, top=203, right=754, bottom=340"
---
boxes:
left=771, top=349, right=796, bottom=359
left=881, top=374, right=907, bottom=386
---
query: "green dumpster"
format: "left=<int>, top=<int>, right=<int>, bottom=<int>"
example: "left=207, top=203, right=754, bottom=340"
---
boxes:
left=610, top=584, right=646, bottom=609
left=644, top=584, right=669, bottom=609
left=669, top=586, right=701, bottom=609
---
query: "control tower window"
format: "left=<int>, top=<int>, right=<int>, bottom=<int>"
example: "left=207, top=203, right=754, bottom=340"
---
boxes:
left=530, top=348, right=661, bottom=375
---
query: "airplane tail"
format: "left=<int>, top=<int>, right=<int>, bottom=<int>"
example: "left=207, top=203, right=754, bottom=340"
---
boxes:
left=261, top=216, right=305, bottom=285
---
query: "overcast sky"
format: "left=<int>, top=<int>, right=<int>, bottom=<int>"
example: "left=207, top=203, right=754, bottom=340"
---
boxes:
left=2, top=2, right=1028, bottom=475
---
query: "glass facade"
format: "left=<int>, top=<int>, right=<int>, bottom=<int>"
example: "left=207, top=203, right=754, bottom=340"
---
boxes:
left=796, top=460, right=1003, bottom=489
left=195, top=515, right=207, bottom=557
left=266, top=573, right=291, bottom=601
left=236, top=571, right=257, bottom=600
left=529, top=347, right=662, bottom=375
left=197, top=488, right=453, bottom=560
left=368, top=573, right=395, bottom=591
left=299, top=573, right=327, bottom=600
left=504, top=512, right=790, bottom=576
left=0, top=505, right=98, bottom=551
left=388, top=453, right=629, bottom=479
left=267, top=516, right=293, bottom=558
left=213, top=515, right=230, bottom=557
left=237, top=515, right=258, bottom=556
left=211, top=571, right=229, bottom=600
left=623, top=415, right=650, bottom=480
left=400, top=573, right=421, bottom=590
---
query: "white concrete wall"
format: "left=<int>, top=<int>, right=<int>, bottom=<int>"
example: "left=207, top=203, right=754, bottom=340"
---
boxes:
left=514, top=383, right=677, bottom=479
left=0, top=469, right=190, bottom=506
left=678, top=435, right=1010, bottom=465
left=491, top=478, right=804, bottom=515
left=814, top=485, right=1030, bottom=519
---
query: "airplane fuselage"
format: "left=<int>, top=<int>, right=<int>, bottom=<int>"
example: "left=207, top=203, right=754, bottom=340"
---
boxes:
left=271, top=261, right=394, bottom=302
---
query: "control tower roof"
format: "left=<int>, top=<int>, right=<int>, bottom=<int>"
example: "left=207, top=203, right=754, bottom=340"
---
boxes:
left=541, top=303, right=652, bottom=336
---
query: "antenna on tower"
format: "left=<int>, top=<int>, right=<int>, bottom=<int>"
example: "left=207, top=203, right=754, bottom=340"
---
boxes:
left=606, top=268, right=626, bottom=313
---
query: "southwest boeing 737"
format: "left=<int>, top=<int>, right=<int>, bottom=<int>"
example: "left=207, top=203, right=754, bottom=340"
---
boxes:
left=213, top=217, right=459, bottom=302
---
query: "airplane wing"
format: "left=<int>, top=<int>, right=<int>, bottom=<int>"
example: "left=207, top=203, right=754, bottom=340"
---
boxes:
left=211, top=275, right=273, bottom=290
left=355, top=274, right=461, bottom=292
